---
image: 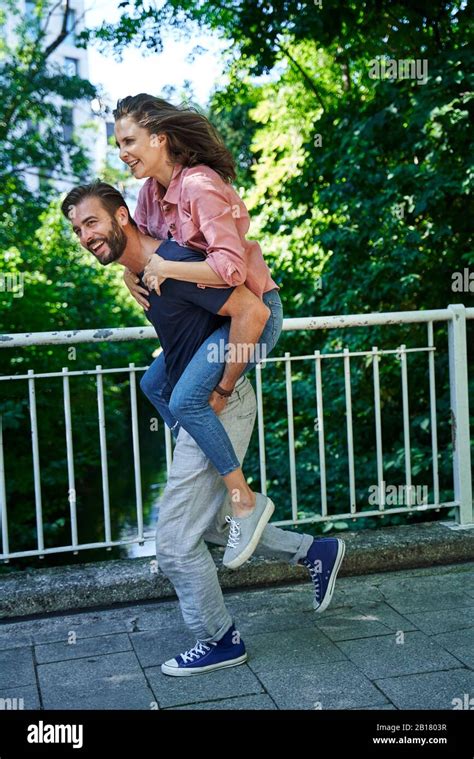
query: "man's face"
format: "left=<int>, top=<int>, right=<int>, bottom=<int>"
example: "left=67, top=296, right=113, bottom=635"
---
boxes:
left=68, top=196, right=127, bottom=265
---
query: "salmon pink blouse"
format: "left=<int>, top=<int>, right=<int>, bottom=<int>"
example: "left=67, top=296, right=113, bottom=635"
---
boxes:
left=134, top=163, right=279, bottom=298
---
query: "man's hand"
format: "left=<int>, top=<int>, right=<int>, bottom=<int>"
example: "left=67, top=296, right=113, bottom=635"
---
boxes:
left=143, top=255, right=167, bottom=295
left=123, top=268, right=150, bottom=310
left=208, top=390, right=230, bottom=415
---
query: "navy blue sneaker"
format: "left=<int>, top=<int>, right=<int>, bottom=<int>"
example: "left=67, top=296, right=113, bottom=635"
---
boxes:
left=161, top=624, right=247, bottom=676
left=300, top=537, right=345, bottom=613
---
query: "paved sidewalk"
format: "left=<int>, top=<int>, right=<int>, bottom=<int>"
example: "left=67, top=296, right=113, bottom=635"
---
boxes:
left=0, top=561, right=473, bottom=710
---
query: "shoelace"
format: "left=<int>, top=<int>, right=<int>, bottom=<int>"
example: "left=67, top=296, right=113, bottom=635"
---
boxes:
left=180, top=640, right=215, bottom=664
left=225, top=515, right=241, bottom=548
left=302, top=558, right=322, bottom=594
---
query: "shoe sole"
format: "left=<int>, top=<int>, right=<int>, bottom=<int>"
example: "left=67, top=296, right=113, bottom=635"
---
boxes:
left=314, top=539, right=346, bottom=613
left=161, top=653, right=248, bottom=677
left=224, top=497, right=275, bottom=570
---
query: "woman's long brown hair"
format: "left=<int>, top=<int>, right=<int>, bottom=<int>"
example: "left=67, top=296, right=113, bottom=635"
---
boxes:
left=113, top=94, right=236, bottom=183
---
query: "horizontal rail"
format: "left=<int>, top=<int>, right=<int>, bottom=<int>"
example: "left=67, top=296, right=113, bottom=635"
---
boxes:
left=1, top=307, right=473, bottom=348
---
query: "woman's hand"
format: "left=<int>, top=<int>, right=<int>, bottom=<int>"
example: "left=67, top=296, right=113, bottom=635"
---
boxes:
left=123, top=268, right=150, bottom=311
left=143, top=255, right=167, bottom=295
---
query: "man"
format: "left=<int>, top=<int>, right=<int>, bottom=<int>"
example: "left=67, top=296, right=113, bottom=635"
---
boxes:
left=62, top=181, right=346, bottom=676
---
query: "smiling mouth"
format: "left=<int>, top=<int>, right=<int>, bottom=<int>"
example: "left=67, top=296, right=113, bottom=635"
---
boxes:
left=90, top=240, right=106, bottom=255
left=129, top=160, right=139, bottom=169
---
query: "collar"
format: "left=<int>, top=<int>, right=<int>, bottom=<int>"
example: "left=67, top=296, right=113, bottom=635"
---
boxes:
left=153, top=163, right=184, bottom=204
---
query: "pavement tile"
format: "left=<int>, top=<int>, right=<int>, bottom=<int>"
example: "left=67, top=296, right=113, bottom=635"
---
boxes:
left=0, top=647, right=36, bottom=690
left=146, top=662, right=264, bottom=709
left=375, top=668, right=474, bottom=710
left=254, top=661, right=390, bottom=710
left=402, top=606, right=474, bottom=636
left=38, top=651, right=155, bottom=710
left=337, top=631, right=461, bottom=679
left=171, top=693, right=277, bottom=710
left=35, top=633, right=132, bottom=663
left=376, top=576, right=474, bottom=613
left=244, top=627, right=348, bottom=675
left=314, top=603, right=416, bottom=641
left=432, top=627, right=474, bottom=669
left=0, top=685, right=41, bottom=710
left=130, top=628, right=193, bottom=669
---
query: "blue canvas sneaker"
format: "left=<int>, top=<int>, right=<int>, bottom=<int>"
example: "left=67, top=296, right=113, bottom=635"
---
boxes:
left=161, top=624, right=247, bottom=676
left=300, top=537, right=346, bottom=613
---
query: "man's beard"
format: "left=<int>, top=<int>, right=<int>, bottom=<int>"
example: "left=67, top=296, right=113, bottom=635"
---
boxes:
left=89, top=218, right=127, bottom=265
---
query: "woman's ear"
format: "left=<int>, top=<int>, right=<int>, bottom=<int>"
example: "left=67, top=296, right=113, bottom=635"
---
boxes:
left=150, top=132, right=167, bottom=149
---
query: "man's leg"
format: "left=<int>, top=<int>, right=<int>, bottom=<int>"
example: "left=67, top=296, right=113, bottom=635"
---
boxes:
left=155, top=376, right=257, bottom=643
left=202, top=382, right=345, bottom=612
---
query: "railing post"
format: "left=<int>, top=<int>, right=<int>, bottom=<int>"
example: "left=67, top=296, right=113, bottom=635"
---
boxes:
left=447, top=304, right=473, bottom=527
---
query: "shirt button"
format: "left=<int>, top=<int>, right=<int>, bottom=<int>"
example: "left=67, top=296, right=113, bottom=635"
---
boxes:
left=169, top=222, right=176, bottom=231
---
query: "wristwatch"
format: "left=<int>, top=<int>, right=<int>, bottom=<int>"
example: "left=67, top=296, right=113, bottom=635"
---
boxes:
left=214, top=384, right=233, bottom=398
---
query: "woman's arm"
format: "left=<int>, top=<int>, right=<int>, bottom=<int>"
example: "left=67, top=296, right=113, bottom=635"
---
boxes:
left=143, top=255, right=227, bottom=295
left=185, top=172, right=248, bottom=287
left=159, top=259, right=227, bottom=286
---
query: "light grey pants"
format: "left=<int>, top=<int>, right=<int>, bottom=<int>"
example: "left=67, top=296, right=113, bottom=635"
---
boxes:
left=155, top=375, right=314, bottom=643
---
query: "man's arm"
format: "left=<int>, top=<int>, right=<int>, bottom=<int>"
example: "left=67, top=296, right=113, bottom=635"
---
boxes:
left=216, top=285, right=270, bottom=393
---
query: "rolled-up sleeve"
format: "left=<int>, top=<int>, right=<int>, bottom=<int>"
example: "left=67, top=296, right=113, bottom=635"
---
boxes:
left=134, top=182, right=151, bottom=235
left=185, top=174, right=248, bottom=287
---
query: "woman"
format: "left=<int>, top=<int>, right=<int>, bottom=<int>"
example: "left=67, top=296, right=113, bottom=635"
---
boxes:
left=113, top=94, right=283, bottom=569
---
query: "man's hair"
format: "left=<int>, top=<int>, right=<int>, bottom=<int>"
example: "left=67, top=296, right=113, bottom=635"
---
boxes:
left=61, top=180, right=137, bottom=227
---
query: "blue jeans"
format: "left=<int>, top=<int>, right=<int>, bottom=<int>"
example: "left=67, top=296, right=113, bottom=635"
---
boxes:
left=140, top=288, right=283, bottom=475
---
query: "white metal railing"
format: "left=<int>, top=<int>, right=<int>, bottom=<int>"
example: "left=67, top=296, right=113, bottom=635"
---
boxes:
left=0, top=303, right=473, bottom=561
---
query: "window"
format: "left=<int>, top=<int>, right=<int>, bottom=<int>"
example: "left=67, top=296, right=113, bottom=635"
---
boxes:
left=66, top=8, right=77, bottom=44
left=26, top=119, right=39, bottom=136
left=25, top=0, right=37, bottom=21
left=62, top=106, right=74, bottom=143
left=64, top=57, right=79, bottom=78
left=106, top=122, right=115, bottom=141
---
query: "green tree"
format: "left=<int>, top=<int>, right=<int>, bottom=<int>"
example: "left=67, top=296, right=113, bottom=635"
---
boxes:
left=0, top=0, right=162, bottom=567
left=82, top=0, right=473, bottom=530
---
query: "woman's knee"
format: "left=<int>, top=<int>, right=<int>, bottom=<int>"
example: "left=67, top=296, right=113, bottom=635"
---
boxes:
left=139, top=372, right=152, bottom=401
left=168, top=386, right=200, bottom=421
left=140, top=366, right=168, bottom=405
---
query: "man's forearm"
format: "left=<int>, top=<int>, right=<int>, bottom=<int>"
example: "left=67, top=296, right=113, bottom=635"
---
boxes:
left=218, top=310, right=269, bottom=391
left=161, top=260, right=226, bottom=286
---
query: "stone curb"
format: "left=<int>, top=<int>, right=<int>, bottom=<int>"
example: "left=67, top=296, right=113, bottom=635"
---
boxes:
left=1, top=521, right=473, bottom=619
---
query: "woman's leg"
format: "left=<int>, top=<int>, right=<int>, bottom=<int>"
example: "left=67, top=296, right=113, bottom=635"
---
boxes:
left=169, top=290, right=283, bottom=503
left=139, top=351, right=180, bottom=438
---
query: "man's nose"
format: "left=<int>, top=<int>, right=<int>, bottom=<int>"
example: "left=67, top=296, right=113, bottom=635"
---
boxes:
left=81, top=229, right=94, bottom=246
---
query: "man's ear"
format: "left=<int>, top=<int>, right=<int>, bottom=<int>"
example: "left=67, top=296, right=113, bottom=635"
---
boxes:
left=115, top=206, right=129, bottom=227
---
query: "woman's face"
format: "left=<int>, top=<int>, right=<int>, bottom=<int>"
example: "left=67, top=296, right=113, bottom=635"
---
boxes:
left=115, top=116, right=168, bottom=179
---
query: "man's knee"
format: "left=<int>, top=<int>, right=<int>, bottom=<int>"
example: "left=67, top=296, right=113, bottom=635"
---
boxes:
left=155, top=528, right=178, bottom=572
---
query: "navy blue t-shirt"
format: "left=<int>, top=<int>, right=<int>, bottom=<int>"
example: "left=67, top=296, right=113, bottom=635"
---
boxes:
left=139, top=240, right=235, bottom=388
